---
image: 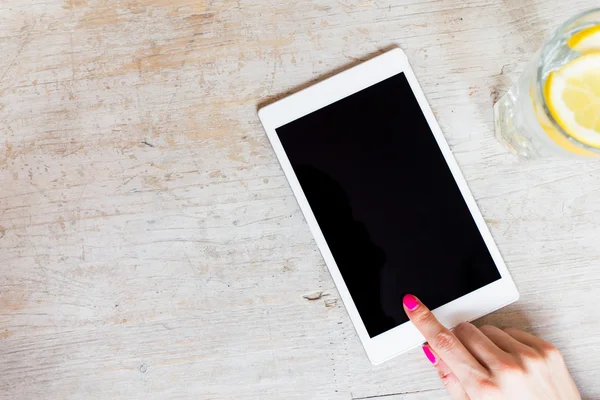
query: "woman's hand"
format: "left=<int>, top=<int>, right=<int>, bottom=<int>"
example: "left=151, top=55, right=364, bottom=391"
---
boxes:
left=403, top=294, right=581, bottom=400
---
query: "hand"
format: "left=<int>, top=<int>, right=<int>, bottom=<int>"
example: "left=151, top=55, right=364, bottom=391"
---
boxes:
left=403, top=294, right=581, bottom=400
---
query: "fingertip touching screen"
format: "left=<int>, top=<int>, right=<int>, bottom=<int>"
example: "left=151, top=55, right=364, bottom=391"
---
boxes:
left=275, top=72, right=501, bottom=338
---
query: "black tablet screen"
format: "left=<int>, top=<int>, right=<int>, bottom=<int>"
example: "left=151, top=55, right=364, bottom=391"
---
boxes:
left=275, top=72, right=501, bottom=338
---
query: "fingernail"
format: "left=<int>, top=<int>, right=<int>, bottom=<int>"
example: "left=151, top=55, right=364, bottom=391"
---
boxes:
left=422, top=346, right=437, bottom=364
left=403, top=294, right=419, bottom=311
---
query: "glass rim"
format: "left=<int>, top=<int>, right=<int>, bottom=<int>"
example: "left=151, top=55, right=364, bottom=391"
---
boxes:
left=535, top=8, right=600, bottom=154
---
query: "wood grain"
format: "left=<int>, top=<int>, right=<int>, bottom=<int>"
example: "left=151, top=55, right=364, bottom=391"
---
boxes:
left=1, top=0, right=600, bottom=399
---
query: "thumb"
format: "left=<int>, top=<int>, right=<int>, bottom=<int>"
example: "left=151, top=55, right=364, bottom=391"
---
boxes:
left=422, top=345, right=470, bottom=400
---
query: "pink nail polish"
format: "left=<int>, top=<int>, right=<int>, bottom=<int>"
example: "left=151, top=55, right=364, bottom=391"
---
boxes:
left=403, top=294, right=419, bottom=310
left=422, top=346, right=437, bottom=364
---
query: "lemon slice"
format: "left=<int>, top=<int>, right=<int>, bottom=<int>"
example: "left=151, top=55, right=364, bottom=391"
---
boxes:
left=531, top=85, right=597, bottom=157
left=568, top=25, right=600, bottom=53
left=545, top=53, right=600, bottom=148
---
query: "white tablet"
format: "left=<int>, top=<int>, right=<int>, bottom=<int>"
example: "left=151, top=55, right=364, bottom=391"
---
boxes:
left=258, top=48, right=519, bottom=365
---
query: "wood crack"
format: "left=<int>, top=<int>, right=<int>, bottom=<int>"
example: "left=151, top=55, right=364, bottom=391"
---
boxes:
left=352, top=388, right=444, bottom=399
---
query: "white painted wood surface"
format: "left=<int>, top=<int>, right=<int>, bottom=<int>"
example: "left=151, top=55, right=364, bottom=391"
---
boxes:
left=1, top=1, right=600, bottom=399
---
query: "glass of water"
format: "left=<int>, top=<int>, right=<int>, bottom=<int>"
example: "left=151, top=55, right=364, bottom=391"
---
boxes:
left=494, top=9, right=600, bottom=159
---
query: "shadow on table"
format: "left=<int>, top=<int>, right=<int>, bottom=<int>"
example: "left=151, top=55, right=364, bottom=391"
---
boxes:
left=473, top=303, right=535, bottom=334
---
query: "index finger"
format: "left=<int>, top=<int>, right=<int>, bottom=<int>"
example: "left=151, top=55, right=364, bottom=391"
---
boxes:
left=403, top=294, right=489, bottom=386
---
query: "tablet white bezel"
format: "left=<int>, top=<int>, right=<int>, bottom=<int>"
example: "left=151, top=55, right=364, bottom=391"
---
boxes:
left=258, top=48, right=519, bottom=365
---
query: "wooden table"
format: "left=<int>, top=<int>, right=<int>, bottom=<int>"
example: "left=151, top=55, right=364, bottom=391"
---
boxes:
left=1, top=1, right=600, bottom=399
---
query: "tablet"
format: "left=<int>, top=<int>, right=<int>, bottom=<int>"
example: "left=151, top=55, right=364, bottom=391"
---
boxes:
left=258, top=48, right=519, bottom=365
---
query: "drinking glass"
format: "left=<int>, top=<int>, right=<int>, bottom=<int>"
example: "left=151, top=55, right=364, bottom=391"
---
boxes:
left=494, top=9, right=600, bottom=159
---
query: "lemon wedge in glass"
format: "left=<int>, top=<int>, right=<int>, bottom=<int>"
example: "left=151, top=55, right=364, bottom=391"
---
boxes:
left=545, top=53, right=600, bottom=148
